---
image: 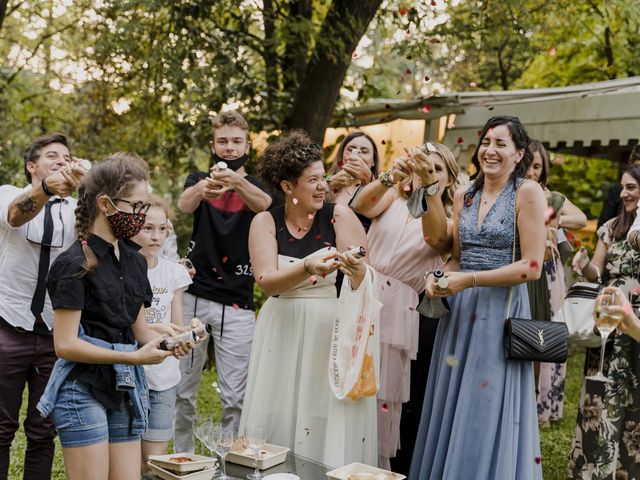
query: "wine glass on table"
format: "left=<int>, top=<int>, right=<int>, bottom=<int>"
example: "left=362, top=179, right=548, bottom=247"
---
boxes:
left=202, top=422, right=221, bottom=478
left=245, top=425, right=266, bottom=480
left=194, top=414, right=212, bottom=453
left=586, top=291, right=622, bottom=382
left=214, top=425, right=236, bottom=480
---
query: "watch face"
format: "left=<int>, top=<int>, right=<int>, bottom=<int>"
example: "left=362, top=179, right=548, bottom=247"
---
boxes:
left=426, top=183, right=439, bottom=196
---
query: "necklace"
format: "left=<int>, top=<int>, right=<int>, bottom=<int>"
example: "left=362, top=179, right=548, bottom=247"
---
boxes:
left=285, top=210, right=314, bottom=233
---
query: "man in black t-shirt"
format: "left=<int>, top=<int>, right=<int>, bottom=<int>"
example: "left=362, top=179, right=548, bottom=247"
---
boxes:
left=174, top=111, right=272, bottom=451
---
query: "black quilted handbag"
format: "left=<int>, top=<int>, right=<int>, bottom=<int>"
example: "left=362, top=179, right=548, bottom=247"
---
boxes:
left=501, top=183, right=569, bottom=363
left=503, top=318, right=569, bottom=363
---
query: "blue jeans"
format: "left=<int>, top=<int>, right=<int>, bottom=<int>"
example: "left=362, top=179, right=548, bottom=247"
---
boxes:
left=142, top=386, right=177, bottom=442
left=51, top=379, right=141, bottom=447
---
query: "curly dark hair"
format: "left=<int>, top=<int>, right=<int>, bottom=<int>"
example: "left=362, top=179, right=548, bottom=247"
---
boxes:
left=258, top=130, right=323, bottom=193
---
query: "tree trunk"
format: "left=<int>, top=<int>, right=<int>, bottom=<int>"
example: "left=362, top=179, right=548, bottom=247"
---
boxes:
left=285, top=0, right=382, bottom=142
left=0, top=0, right=9, bottom=34
left=283, top=0, right=313, bottom=93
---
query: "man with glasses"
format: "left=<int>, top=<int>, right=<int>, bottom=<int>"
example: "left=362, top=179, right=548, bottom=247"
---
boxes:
left=0, top=133, right=85, bottom=480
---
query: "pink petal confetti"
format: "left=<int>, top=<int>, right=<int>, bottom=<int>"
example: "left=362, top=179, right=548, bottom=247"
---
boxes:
left=381, top=139, right=386, bottom=145
left=309, top=275, right=318, bottom=285
left=315, top=234, right=322, bottom=240
left=259, top=275, right=264, bottom=280
left=217, top=276, right=224, bottom=280
left=405, top=68, right=412, bottom=74
left=405, top=30, right=411, bottom=37
left=431, top=0, right=436, bottom=5
left=529, top=260, right=538, bottom=270
left=381, top=403, right=389, bottom=412
left=212, top=267, right=217, bottom=272
left=549, top=47, right=556, bottom=56
left=544, top=206, right=554, bottom=220
left=222, top=256, right=228, bottom=263
left=399, top=7, right=408, bottom=15
left=424, top=75, right=431, bottom=81
left=477, top=130, right=482, bottom=136
left=480, top=380, right=489, bottom=389
left=352, top=51, right=360, bottom=59
left=288, top=237, right=295, bottom=243
left=445, top=355, right=458, bottom=367
left=371, top=196, right=378, bottom=202
left=424, top=235, right=430, bottom=241
left=457, top=137, right=463, bottom=144
left=534, top=456, right=541, bottom=464
left=420, top=105, right=432, bottom=113
left=330, top=217, right=336, bottom=224
left=308, top=214, right=314, bottom=220
left=403, top=184, right=411, bottom=192
left=292, top=198, right=298, bottom=205
left=232, top=303, right=239, bottom=310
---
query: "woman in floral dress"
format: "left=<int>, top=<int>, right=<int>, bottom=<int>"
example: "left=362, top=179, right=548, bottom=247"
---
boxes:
left=569, top=164, right=640, bottom=479
left=525, top=140, right=586, bottom=426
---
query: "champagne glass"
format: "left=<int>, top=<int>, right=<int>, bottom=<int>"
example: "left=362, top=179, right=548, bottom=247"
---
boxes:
left=194, top=414, right=212, bottom=453
left=245, top=425, right=266, bottom=480
left=202, top=423, right=221, bottom=479
left=586, top=291, right=622, bottom=382
left=214, top=426, right=235, bottom=480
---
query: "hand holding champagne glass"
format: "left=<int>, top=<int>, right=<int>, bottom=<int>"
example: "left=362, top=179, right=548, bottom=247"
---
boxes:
left=587, top=290, right=622, bottom=382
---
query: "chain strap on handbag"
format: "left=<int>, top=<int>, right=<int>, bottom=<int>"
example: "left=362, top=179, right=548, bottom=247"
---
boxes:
left=503, top=182, right=569, bottom=363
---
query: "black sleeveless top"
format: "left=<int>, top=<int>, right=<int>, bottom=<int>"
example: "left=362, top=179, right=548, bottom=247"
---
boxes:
left=269, top=203, right=342, bottom=294
left=270, top=203, right=337, bottom=258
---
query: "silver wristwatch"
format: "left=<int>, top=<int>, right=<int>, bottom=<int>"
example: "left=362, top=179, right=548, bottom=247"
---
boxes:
left=424, top=181, right=439, bottom=196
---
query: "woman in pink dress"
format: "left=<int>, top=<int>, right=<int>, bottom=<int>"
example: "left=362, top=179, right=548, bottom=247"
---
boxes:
left=354, top=142, right=460, bottom=469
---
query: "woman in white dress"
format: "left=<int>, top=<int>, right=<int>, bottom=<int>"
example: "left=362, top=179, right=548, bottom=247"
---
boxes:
left=239, top=131, right=377, bottom=467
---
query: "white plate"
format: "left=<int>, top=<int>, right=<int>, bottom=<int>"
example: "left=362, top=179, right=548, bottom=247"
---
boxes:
left=148, top=453, right=216, bottom=473
left=226, top=443, right=289, bottom=470
left=326, top=462, right=405, bottom=480
left=263, top=474, right=300, bottom=480
left=147, top=461, right=216, bottom=480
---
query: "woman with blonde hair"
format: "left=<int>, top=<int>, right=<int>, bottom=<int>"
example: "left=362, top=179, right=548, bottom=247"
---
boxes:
left=354, top=142, right=460, bottom=470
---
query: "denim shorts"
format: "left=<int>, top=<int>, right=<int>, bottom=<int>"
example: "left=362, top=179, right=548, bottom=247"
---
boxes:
left=142, top=386, right=177, bottom=442
left=51, top=379, right=141, bottom=448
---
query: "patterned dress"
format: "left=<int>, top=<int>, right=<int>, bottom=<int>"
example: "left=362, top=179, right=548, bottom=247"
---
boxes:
left=568, top=218, right=640, bottom=479
left=537, top=192, right=568, bottom=424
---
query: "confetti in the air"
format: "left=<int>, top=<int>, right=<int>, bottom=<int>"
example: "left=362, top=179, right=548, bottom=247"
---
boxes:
left=292, top=198, right=298, bottom=205
left=309, top=275, right=318, bottom=285
left=549, top=47, right=556, bottom=56
left=222, top=256, right=228, bottom=263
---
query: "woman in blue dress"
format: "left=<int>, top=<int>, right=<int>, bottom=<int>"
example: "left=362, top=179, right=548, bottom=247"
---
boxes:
left=410, top=116, right=547, bottom=480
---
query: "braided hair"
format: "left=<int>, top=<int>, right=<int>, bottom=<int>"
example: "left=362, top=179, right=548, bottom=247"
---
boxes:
left=75, top=152, right=149, bottom=275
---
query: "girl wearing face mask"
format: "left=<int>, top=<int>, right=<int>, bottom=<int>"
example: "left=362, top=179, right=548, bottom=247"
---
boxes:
left=39, top=153, right=192, bottom=480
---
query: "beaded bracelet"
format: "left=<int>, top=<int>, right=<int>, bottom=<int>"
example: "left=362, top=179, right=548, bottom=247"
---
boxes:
left=303, top=258, right=313, bottom=275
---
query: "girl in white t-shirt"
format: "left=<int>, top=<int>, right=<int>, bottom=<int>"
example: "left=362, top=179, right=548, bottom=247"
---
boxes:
left=131, top=194, right=194, bottom=472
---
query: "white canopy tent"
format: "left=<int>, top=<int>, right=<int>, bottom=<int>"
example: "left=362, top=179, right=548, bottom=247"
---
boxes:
left=330, top=76, right=640, bottom=167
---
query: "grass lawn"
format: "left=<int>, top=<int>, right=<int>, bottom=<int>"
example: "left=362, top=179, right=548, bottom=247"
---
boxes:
left=9, top=354, right=584, bottom=479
